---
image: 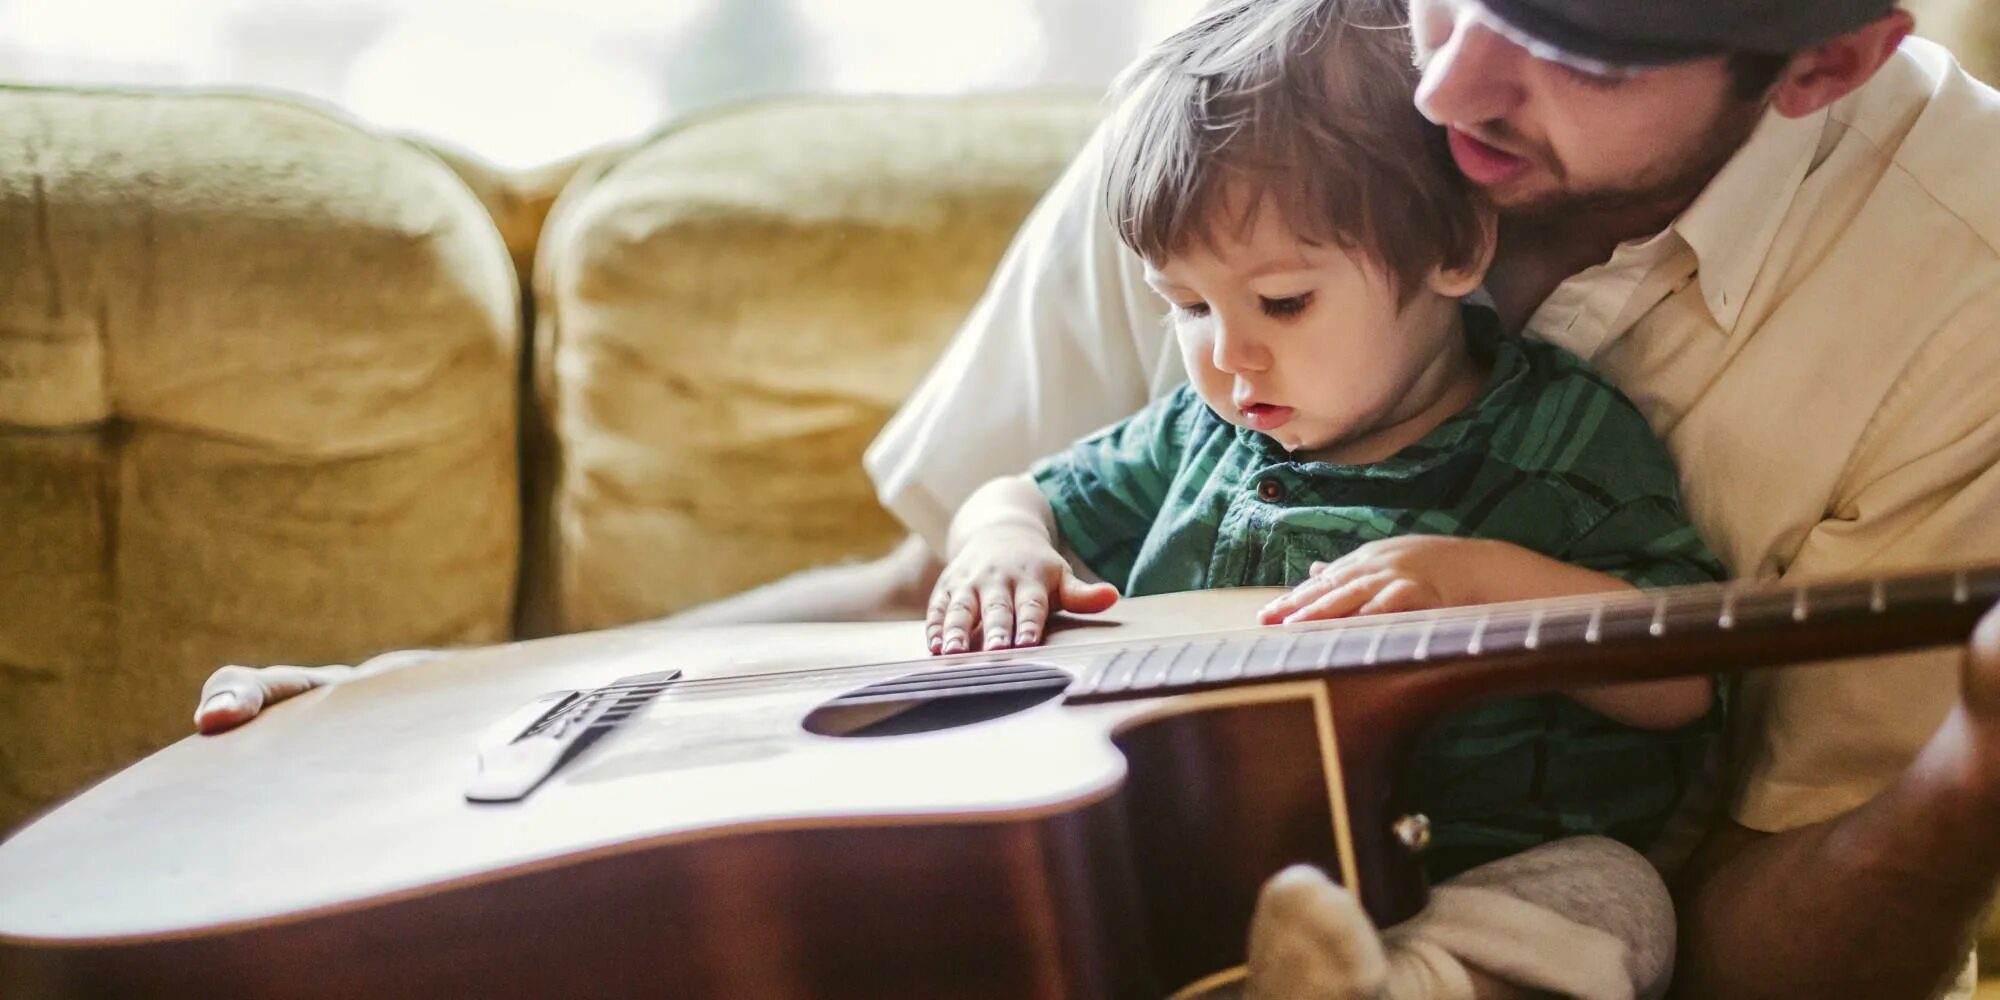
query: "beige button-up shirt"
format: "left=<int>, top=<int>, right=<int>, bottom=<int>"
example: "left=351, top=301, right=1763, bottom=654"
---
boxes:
left=866, top=38, right=2000, bottom=836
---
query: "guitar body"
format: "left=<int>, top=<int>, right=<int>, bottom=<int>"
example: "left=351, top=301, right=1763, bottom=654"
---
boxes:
left=0, top=591, right=1397, bottom=1000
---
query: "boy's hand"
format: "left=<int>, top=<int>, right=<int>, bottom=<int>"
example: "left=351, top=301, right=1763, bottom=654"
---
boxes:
left=926, top=528, right=1120, bottom=655
left=1259, top=535, right=1496, bottom=625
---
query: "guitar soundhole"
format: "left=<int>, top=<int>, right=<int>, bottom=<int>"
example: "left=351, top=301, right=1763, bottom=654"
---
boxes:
left=801, top=663, right=1072, bottom=738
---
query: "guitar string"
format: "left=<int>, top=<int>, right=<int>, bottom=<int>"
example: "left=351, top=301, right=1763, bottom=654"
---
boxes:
left=516, top=570, right=1988, bottom=734
left=536, top=571, right=1974, bottom=723
left=554, top=573, right=1891, bottom=702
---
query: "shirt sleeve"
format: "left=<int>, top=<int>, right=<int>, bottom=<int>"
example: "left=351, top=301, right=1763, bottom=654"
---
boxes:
left=861, top=122, right=1178, bottom=554
left=1028, top=386, right=1197, bottom=589
left=1563, top=495, right=1728, bottom=589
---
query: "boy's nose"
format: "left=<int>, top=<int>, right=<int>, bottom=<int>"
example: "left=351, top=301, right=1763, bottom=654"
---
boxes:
left=1210, top=321, right=1271, bottom=374
left=1415, top=18, right=1529, bottom=130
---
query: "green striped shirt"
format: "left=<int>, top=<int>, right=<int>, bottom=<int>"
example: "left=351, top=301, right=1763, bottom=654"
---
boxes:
left=1031, top=307, right=1726, bottom=875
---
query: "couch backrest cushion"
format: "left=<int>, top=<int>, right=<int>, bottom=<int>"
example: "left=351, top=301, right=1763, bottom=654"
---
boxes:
left=529, top=96, right=1100, bottom=633
left=0, top=87, right=521, bottom=831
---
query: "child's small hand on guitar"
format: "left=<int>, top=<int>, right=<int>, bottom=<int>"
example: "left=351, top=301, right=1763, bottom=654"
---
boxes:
left=926, top=529, right=1120, bottom=654
left=1259, top=535, right=1495, bottom=625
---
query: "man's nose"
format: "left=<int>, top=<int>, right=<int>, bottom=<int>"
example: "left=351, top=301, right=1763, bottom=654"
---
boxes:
left=1415, top=19, right=1528, bottom=127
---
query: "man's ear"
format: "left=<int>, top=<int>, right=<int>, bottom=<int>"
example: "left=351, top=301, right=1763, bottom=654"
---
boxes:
left=1770, top=11, right=1913, bottom=118
left=1426, top=205, right=1497, bottom=298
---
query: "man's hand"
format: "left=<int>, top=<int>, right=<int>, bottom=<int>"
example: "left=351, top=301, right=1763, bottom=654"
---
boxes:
left=926, top=527, right=1119, bottom=655
left=1258, top=535, right=1500, bottom=625
left=192, top=649, right=449, bottom=735
left=1965, top=603, right=2000, bottom=778
left=194, top=664, right=356, bottom=734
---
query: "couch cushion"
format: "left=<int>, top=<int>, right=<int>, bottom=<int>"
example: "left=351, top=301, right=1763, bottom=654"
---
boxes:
left=1910, top=0, right=1999, bottom=84
left=0, top=86, right=520, bottom=831
left=529, top=96, right=1100, bottom=634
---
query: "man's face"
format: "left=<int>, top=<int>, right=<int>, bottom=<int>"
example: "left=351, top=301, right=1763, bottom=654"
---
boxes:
left=1408, top=0, right=1768, bottom=218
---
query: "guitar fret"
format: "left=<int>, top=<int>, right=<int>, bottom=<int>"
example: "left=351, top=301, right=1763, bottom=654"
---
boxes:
left=1467, top=614, right=1490, bottom=656
left=1956, top=569, right=1970, bottom=604
left=1792, top=586, right=1810, bottom=623
left=1257, top=633, right=1298, bottom=675
left=1413, top=616, right=1437, bottom=661
left=1314, top=630, right=1342, bottom=669
left=1718, top=589, right=1736, bottom=630
left=1167, top=642, right=1211, bottom=685
left=1649, top=594, right=1668, bottom=637
left=1221, top=638, right=1256, bottom=680
left=1361, top=624, right=1388, bottom=665
left=1870, top=578, right=1887, bottom=614
left=1523, top=608, right=1544, bottom=651
left=1585, top=603, right=1604, bottom=644
left=1129, top=644, right=1177, bottom=691
left=1098, top=649, right=1139, bottom=693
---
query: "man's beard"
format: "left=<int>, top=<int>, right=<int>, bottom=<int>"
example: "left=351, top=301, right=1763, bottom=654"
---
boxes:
left=1485, top=99, right=1768, bottom=223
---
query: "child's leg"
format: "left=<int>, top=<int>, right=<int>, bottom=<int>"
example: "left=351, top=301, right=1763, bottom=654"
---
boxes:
left=1242, top=836, right=1674, bottom=1000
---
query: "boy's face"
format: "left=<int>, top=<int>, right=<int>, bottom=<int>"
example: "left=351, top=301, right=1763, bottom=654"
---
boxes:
left=1407, top=0, right=1767, bottom=218
left=1144, top=194, right=1481, bottom=462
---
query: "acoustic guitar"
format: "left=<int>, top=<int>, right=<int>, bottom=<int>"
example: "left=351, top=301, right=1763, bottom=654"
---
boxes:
left=2, top=564, right=1996, bottom=999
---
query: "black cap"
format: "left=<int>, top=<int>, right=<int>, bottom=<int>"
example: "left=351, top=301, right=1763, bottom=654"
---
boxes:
left=1477, top=0, right=1897, bottom=67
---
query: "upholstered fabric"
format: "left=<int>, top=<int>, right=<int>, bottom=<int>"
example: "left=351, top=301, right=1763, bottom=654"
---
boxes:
left=419, top=138, right=604, bottom=299
left=1913, top=0, right=1999, bottom=83
left=0, top=87, right=520, bottom=831
left=528, top=96, right=1102, bottom=634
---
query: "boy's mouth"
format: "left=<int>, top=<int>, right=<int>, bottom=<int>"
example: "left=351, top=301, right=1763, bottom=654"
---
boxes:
left=1239, top=403, right=1294, bottom=432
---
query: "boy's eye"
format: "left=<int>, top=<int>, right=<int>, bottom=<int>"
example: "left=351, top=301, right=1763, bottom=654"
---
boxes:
left=1260, top=293, right=1311, bottom=318
left=1173, top=301, right=1211, bottom=319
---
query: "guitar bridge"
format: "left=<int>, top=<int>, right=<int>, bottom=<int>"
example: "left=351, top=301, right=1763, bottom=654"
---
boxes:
left=464, top=670, right=682, bottom=803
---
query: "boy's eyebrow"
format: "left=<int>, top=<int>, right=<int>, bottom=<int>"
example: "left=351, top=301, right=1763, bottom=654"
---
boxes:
left=1237, top=258, right=1322, bottom=281
left=1146, top=247, right=1328, bottom=292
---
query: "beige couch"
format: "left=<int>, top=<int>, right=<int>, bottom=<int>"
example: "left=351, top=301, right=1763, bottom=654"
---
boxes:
left=0, top=84, right=1098, bottom=832
left=3, top=10, right=1999, bottom=983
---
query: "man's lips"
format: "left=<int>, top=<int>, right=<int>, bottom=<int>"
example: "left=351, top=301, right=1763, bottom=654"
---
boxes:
left=1239, top=402, right=1294, bottom=431
left=1446, top=127, right=1531, bottom=187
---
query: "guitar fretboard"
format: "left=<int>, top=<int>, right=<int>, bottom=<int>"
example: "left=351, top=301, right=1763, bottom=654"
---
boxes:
left=1062, top=563, right=2000, bottom=705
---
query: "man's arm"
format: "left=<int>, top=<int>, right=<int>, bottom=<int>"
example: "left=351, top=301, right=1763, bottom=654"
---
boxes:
left=1670, top=323, right=2000, bottom=995
left=1672, top=606, right=2000, bottom=998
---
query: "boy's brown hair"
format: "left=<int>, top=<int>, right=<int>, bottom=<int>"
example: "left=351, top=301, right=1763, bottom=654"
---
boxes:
left=1105, top=0, right=1487, bottom=303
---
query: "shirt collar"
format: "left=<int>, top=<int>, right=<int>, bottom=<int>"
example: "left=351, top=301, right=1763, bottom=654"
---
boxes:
left=1670, top=106, right=1828, bottom=333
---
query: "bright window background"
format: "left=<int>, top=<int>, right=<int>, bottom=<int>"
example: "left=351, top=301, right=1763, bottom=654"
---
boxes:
left=0, top=0, right=1210, bottom=170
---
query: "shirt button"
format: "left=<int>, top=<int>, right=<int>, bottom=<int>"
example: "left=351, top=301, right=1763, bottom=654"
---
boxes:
left=1256, top=477, right=1285, bottom=503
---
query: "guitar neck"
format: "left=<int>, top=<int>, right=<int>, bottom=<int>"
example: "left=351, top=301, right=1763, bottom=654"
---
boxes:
left=1062, top=562, right=2000, bottom=705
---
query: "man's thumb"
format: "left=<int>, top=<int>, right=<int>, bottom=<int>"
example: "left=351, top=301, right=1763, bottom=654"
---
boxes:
left=1059, top=573, right=1120, bottom=614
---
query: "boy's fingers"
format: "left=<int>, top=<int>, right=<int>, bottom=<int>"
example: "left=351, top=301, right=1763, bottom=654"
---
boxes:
left=1286, top=574, right=1386, bottom=624
left=1264, top=563, right=1364, bottom=623
left=978, top=580, right=1015, bottom=652
left=925, top=588, right=951, bottom=653
left=1262, top=578, right=1332, bottom=624
left=1013, top=580, right=1050, bottom=647
left=1356, top=580, right=1427, bottom=616
left=939, top=588, right=979, bottom=654
left=1057, top=573, right=1120, bottom=614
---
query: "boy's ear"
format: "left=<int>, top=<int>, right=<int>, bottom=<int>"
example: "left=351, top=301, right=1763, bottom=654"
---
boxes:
left=1425, top=206, right=1497, bottom=298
